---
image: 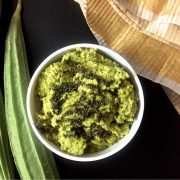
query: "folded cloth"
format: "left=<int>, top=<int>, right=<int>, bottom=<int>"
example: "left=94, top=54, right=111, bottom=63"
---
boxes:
left=75, top=0, right=180, bottom=114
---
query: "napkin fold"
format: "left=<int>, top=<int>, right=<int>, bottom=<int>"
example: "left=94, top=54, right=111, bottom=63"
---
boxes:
left=75, top=0, right=180, bottom=114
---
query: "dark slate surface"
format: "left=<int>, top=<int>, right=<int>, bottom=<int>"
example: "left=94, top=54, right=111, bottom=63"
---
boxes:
left=1, top=0, right=179, bottom=179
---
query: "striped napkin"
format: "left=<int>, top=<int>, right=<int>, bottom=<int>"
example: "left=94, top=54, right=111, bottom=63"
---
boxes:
left=75, top=0, right=180, bottom=114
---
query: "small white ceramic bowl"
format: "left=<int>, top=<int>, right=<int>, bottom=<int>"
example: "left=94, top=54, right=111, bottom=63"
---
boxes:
left=26, top=43, right=144, bottom=162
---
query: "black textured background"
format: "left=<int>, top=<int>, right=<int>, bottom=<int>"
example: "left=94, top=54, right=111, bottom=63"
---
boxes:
left=0, top=0, right=180, bottom=179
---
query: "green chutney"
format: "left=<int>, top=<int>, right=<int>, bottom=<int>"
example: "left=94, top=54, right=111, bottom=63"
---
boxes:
left=35, top=48, right=138, bottom=156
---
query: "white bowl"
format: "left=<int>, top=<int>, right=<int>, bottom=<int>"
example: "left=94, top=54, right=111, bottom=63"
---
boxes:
left=26, top=43, right=144, bottom=162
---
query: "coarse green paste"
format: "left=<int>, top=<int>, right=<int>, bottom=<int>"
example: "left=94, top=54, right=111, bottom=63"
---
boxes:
left=35, top=48, right=138, bottom=156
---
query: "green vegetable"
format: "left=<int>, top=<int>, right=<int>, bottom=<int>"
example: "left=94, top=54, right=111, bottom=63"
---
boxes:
left=0, top=89, right=14, bottom=179
left=4, top=0, right=59, bottom=179
left=0, top=1, right=14, bottom=179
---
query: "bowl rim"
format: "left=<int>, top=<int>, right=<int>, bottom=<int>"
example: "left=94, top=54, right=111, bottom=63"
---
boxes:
left=26, top=43, right=144, bottom=162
